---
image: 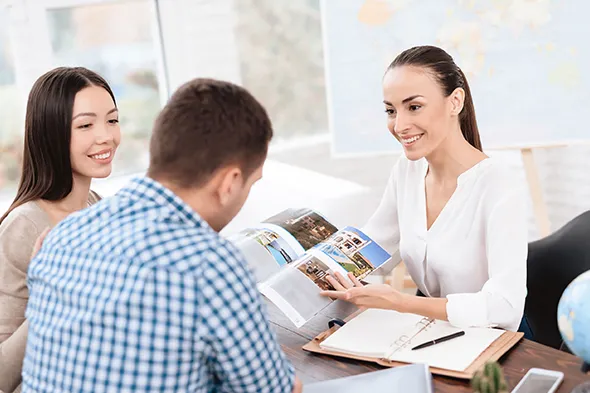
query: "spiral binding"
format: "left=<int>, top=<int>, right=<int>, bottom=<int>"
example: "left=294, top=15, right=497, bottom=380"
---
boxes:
left=384, top=317, right=434, bottom=359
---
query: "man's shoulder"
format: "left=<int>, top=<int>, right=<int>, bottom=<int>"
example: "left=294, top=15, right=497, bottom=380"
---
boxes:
left=44, top=191, right=247, bottom=274
left=170, top=231, right=245, bottom=272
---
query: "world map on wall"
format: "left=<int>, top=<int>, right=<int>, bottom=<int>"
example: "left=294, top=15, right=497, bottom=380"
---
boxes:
left=321, top=0, right=589, bottom=156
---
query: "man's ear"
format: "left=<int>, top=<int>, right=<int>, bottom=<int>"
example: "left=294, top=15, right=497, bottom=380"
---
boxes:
left=449, top=87, right=465, bottom=116
left=217, top=166, right=242, bottom=206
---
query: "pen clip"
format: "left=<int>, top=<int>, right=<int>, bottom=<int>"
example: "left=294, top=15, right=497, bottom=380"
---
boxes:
left=315, top=318, right=347, bottom=342
left=328, top=318, right=346, bottom=329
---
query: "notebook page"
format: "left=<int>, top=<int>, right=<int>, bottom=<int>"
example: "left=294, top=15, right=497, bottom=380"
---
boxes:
left=388, top=321, right=504, bottom=372
left=319, top=309, right=426, bottom=358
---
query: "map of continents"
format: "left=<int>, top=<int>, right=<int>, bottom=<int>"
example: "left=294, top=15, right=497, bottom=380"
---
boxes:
left=322, top=0, right=588, bottom=156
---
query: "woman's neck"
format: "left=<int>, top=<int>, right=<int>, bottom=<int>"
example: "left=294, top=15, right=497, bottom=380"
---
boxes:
left=42, top=175, right=92, bottom=214
left=425, top=128, right=487, bottom=183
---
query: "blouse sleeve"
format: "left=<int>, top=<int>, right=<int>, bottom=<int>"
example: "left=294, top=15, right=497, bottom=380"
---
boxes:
left=446, top=186, right=528, bottom=331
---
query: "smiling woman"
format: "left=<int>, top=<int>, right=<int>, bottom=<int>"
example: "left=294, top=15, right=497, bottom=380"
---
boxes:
left=382, top=47, right=482, bottom=160
left=0, top=67, right=118, bottom=393
left=323, top=46, right=530, bottom=338
left=69, top=87, right=121, bottom=179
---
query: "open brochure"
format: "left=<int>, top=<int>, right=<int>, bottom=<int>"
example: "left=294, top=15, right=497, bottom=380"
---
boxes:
left=227, top=208, right=391, bottom=328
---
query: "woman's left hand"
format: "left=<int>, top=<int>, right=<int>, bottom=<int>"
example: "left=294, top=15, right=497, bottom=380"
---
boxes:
left=320, top=271, right=407, bottom=310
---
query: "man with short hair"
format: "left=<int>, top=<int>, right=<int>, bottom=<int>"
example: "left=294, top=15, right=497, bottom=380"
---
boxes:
left=23, top=79, right=302, bottom=393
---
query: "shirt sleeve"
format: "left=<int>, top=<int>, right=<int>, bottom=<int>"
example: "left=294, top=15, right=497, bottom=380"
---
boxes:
left=199, top=245, right=295, bottom=393
left=446, top=187, right=528, bottom=331
left=362, top=159, right=402, bottom=265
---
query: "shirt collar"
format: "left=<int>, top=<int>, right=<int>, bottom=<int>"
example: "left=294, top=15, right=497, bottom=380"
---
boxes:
left=421, top=157, right=492, bottom=186
left=120, top=176, right=211, bottom=230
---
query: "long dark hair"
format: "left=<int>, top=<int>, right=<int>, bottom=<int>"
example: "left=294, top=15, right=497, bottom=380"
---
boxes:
left=388, top=45, right=482, bottom=151
left=0, top=67, right=116, bottom=224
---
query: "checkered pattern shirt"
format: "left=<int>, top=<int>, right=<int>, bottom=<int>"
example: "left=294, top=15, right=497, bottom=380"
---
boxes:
left=23, top=177, right=295, bottom=393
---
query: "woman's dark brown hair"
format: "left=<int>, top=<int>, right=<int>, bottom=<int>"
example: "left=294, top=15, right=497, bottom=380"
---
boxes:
left=0, top=67, right=115, bottom=224
left=388, top=45, right=482, bottom=151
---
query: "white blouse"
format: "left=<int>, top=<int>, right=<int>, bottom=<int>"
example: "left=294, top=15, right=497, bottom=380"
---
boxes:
left=363, top=156, right=528, bottom=331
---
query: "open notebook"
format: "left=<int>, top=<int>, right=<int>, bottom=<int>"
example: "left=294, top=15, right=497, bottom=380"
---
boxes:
left=304, top=308, right=523, bottom=379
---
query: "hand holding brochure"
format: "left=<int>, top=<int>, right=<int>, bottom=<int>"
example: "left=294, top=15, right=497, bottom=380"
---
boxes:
left=226, top=208, right=391, bottom=327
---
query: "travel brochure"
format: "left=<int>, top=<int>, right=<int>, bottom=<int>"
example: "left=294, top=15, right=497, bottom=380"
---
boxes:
left=227, top=208, right=391, bottom=327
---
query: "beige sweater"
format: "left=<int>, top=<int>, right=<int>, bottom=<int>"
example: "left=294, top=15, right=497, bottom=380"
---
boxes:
left=0, top=194, right=99, bottom=393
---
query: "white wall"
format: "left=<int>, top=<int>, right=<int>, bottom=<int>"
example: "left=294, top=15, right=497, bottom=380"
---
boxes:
left=481, top=146, right=590, bottom=241
left=535, top=144, right=590, bottom=236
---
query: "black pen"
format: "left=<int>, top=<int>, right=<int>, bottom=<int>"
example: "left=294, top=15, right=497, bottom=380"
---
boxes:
left=411, top=330, right=465, bottom=350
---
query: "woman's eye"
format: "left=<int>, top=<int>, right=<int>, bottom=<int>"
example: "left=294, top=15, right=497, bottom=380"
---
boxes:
left=409, top=105, right=421, bottom=111
left=384, top=108, right=396, bottom=115
left=108, top=119, right=119, bottom=125
left=78, top=124, right=92, bottom=129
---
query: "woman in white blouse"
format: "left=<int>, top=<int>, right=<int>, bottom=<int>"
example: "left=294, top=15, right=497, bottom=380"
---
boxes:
left=322, top=45, right=529, bottom=334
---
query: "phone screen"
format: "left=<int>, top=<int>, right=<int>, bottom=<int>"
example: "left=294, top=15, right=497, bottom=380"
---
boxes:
left=513, top=372, right=560, bottom=393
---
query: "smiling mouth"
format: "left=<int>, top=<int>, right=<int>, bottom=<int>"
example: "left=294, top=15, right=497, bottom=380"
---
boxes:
left=399, top=134, right=423, bottom=146
left=89, top=150, right=112, bottom=160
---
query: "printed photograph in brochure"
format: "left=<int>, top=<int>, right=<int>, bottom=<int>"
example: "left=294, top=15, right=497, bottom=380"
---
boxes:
left=295, top=255, right=335, bottom=291
left=242, top=228, right=298, bottom=267
left=264, top=208, right=338, bottom=250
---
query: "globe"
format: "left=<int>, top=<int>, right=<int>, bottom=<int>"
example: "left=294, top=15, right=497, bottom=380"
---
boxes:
left=557, top=269, right=590, bottom=372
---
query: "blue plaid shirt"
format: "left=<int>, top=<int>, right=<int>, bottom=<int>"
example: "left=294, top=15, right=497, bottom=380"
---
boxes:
left=23, top=177, right=295, bottom=392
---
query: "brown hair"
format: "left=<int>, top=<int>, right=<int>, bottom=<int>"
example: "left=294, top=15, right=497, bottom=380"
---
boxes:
left=148, top=78, right=273, bottom=187
left=388, top=45, right=482, bottom=151
left=0, top=67, right=115, bottom=225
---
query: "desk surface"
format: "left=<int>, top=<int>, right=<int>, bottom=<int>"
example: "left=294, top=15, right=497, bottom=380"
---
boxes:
left=266, top=300, right=589, bottom=393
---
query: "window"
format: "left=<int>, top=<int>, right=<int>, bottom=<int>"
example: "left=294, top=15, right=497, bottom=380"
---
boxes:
left=46, top=0, right=165, bottom=176
left=0, top=8, right=23, bottom=193
left=233, top=0, right=328, bottom=140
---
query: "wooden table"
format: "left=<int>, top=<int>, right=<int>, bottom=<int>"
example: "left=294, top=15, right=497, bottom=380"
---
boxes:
left=267, top=300, right=589, bottom=392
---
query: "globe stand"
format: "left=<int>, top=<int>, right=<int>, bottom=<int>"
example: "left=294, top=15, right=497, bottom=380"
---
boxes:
left=572, top=380, right=590, bottom=393
left=571, top=363, right=590, bottom=392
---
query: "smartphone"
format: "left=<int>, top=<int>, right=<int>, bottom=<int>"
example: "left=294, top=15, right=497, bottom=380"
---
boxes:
left=511, top=368, right=564, bottom=393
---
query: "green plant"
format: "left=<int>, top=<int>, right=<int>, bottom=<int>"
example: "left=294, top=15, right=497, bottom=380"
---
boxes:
left=471, top=361, right=509, bottom=393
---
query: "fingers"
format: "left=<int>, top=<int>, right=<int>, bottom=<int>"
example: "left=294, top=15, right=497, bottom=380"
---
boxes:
left=325, top=275, right=347, bottom=291
left=39, top=227, right=50, bottom=241
left=345, top=287, right=367, bottom=299
left=31, top=227, right=50, bottom=259
left=325, top=271, right=354, bottom=291
left=319, top=286, right=367, bottom=300
left=347, top=272, right=364, bottom=287
left=319, top=290, right=349, bottom=300
left=334, top=271, right=354, bottom=289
